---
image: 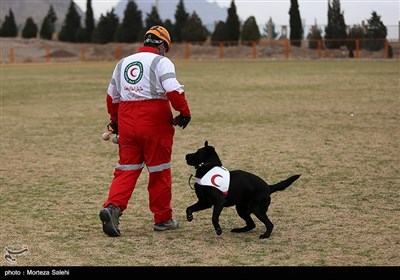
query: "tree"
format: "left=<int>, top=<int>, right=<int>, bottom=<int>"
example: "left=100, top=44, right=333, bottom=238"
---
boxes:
left=241, top=16, right=260, bottom=45
left=211, top=21, right=228, bottom=45
left=1, top=9, right=18, bottom=37
left=92, top=9, right=119, bottom=44
left=40, top=5, right=57, bottom=40
left=307, top=24, right=323, bottom=49
left=289, top=0, right=303, bottom=47
left=118, top=0, right=143, bottom=43
left=163, top=19, right=174, bottom=38
left=121, top=0, right=144, bottom=42
left=58, top=1, right=82, bottom=42
left=40, top=17, right=51, bottom=40
left=346, top=24, right=365, bottom=52
left=75, top=27, right=87, bottom=42
left=181, top=11, right=208, bottom=43
left=263, top=17, right=279, bottom=39
left=324, top=0, right=347, bottom=49
left=365, top=11, right=387, bottom=51
left=22, top=17, right=38, bottom=39
left=85, top=0, right=95, bottom=42
left=225, top=0, right=240, bottom=45
left=173, top=0, right=189, bottom=42
left=47, top=5, right=58, bottom=35
left=145, top=5, right=163, bottom=30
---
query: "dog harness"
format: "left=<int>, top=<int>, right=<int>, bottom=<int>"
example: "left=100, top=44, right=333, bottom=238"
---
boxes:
left=195, top=166, right=230, bottom=195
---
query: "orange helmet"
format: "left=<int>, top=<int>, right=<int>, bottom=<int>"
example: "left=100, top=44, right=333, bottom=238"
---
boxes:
left=144, top=26, right=171, bottom=52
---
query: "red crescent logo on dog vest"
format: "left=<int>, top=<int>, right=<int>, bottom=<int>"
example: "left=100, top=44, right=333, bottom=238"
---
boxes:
left=211, top=174, right=222, bottom=186
left=195, top=166, right=230, bottom=194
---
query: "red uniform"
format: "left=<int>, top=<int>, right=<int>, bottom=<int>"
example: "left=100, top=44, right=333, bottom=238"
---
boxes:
left=103, top=46, right=190, bottom=224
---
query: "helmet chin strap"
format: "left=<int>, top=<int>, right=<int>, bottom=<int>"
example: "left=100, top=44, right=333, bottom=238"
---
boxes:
left=157, top=44, right=166, bottom=56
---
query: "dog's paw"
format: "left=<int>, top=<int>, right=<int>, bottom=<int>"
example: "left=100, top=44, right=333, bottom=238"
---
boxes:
left=259, top=232, right=271, bottom=239
left=216, top=228, right=222, bottom=235
left=186, top=209, right=193, bottom=222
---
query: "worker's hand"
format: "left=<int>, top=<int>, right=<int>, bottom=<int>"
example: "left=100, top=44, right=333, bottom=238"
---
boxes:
left=172, top=114, right=191, bottom=129
left=107, top=121, right=118, bottom=135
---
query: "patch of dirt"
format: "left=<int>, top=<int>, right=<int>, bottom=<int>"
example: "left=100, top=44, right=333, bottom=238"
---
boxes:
left=49, top=49, right=76, bottom=58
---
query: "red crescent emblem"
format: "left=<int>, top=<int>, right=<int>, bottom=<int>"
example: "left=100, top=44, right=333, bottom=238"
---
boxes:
left=211, top=174, right=222, bottom=187
left=130, top=67, right=137, bottom=77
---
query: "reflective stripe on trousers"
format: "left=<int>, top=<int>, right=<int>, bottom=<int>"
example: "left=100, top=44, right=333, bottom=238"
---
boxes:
left=115, top=162, right=171, bottom=173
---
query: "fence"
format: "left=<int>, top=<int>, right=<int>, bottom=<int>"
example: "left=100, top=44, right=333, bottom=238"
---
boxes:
left=0, top=38, right=398, bottom=64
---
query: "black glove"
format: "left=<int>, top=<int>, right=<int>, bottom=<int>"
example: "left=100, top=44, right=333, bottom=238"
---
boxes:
left=172, top=114, right=191, bottom=129
left=107, top=121, right=118, bottom=135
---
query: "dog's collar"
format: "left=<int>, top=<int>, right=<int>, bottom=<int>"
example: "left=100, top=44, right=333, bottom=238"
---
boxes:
left=196, top=161, right=222, bottom=169
left=194, top=166, right=230, bottom=195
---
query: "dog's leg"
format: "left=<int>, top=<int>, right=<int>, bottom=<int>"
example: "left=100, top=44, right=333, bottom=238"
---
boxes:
left=211, top=203, right=224, bottom=236
left=207, top=190, right=226, bottom=236
left=186, top=201, right=212, bottom=222
left=231, top=205, right=256, bottom=233
left=252, top=204, right=274, bottom=239
left=187, top=184, right=213, bottom=222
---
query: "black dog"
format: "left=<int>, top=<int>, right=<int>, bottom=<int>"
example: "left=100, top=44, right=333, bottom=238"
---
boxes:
left=185, top=141, right=301, bottom=239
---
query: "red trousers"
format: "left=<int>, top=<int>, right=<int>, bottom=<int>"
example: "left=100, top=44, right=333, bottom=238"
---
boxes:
left=103, top=100, right=175, bottom=224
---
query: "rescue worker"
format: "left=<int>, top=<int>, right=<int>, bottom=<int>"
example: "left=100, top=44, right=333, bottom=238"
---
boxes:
left=99, top=26, right=191, bottom=237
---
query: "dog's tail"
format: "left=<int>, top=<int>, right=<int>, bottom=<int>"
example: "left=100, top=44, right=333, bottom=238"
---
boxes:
left=269, top=174, right=301, bottom=194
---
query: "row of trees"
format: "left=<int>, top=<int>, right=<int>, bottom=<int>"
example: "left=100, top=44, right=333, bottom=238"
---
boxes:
left=0, top=0, right=389, bottom=51
left=307, top=0, right=388, bottom=51
left=1, top=5, right=57, bottom=40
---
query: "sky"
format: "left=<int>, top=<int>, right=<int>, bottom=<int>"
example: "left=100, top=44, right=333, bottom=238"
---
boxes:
left=75, top=0, right=400, bottom=38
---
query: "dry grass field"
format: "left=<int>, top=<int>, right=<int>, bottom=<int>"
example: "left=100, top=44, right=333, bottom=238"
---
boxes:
left=0, top=60, right=399, bottom=269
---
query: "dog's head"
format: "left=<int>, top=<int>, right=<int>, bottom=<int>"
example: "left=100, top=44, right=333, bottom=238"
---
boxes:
left=185, top=141, right=222, bottom=169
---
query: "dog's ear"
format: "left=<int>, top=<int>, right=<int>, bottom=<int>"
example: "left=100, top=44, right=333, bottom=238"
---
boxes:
left=204, top=140, right=208, bottom=147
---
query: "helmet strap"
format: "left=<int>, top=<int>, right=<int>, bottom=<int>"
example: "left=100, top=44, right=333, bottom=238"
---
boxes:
left=144, top=35, right=166, bottom=56
left=157, top=43, right=166, bottom=56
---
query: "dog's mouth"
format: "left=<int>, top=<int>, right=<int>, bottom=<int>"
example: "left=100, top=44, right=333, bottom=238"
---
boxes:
left=186, top=154, right=204, bottom=169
